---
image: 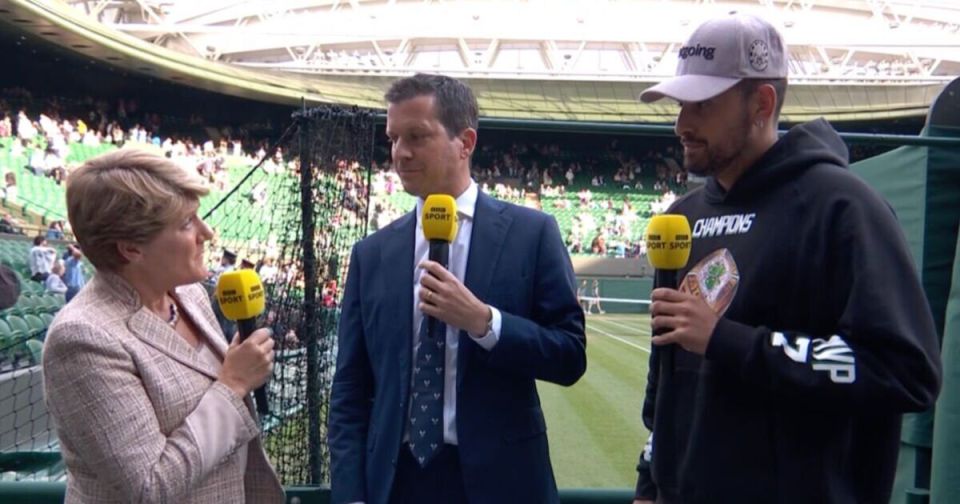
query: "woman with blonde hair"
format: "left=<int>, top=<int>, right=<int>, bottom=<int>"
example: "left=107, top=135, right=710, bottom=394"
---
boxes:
left=42, top=149, right=283, bottom=503
left=44, top=260, right=67, bottom=294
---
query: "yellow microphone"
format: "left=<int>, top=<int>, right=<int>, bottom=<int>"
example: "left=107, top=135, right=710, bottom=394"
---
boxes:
left=646, top=214, right=692, bottom=334
left=216, top=269, right=265, bottom=325
left=421, top=194, right=458, bottom=337
left=645, top=214, right=693, bottom=380
left=645, top=214, right=692, bottom=274
left=422, top=194, right=458, bottom=267
left=215, top=269, right=269, bottom=415
left=646, top=214, right=692, bottom=279
left=423, top=194, right=458, bottom=241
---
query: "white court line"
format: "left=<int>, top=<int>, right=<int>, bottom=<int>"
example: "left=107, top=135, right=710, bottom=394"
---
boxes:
left=594, top=317, right=651, bottom=336
left=587, top=323, right=651, bottom=353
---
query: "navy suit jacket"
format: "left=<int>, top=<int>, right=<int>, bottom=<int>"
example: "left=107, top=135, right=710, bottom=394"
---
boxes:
left=329, top=192, right=587, bottom=504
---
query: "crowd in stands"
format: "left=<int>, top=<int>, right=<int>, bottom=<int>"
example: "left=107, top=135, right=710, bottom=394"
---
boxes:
left=27, top=236, right=86, bottom=300
left=0, top=87, right=283, bottom=208
left=367, top=134, right=693, bottom=259
left=0, top=85, right=919, bottom=272
left=469, top=139, right=689, bottom=194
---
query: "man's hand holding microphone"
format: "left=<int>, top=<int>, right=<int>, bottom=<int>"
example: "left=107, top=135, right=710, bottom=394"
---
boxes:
left=633, top=214, right=698, bottom=504
left=646, top=214, right=716, bottom=356
left=417, top=194, right=492, bottom=337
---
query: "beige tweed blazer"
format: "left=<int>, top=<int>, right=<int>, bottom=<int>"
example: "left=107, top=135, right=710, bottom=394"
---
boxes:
left=42, top=271, right=284, bottom=503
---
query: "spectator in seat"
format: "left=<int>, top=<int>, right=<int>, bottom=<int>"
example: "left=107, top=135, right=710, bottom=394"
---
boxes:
left=4, top=172, right=17, bottom=203
left=0, top=115, right=11, bottom=138
left=46, top=220, right=65, bottom=241
left=28, top=148, right=47, bottom=176
left=44, top=260, right=68, bottom=294
left=0, top=212, right=24, bottom=235
left=62, top=244, right=86, bottom=303
left=29, top=236, right=57, bottom=282
left=258, top=256, right=278, bottom=284
left=44, top=146, right=66, bottom=183
left=591, top=232, right=607, bottom=255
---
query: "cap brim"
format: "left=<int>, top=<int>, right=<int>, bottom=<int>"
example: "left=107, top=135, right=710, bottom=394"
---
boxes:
left=640, top=75, right=742, bottom=103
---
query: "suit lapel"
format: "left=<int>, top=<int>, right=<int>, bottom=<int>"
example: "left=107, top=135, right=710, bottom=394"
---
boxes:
left=384, top=211, right=416, bottom=406
left=459, top=192, right=511, bottom=388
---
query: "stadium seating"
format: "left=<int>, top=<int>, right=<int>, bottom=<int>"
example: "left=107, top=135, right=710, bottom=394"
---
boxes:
left=0, top=134, right=676, bottom=370
left=1, top=137, right=303, bottom=247
left=2, top=135, right=683, bottom=261
left=0, top=139, right=115, bottom=225
left=0, top=236, right=71, bottom=368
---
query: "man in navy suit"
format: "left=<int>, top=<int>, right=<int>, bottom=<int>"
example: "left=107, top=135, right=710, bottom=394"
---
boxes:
left=329, top=73, right=587, bottom=504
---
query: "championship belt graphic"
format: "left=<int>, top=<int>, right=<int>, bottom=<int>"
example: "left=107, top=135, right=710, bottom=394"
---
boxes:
left=679, top=248, right=739, bottom=316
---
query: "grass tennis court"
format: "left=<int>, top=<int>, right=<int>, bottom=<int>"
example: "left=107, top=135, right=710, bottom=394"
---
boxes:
left=270, top=312, right=653, bottom=488
left=539, top=312, right=652, bottom=489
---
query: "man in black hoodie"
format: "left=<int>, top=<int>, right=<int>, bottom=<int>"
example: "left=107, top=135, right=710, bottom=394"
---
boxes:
left=632, top=13, right=941, bottom=504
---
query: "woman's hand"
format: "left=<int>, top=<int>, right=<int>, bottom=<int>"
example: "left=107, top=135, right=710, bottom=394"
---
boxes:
left=219, top=328, right=275, bottom=397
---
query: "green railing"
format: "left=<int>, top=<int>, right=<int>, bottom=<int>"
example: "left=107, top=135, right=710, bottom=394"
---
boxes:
left=0, top=482, right=634, bottom=504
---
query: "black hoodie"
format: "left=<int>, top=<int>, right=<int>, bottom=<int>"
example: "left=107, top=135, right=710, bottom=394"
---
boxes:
left=635, top=119, right=941, bottom=503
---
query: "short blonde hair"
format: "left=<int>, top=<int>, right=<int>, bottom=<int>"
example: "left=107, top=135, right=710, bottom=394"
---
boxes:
left=66, top=149, right=209, bottom=271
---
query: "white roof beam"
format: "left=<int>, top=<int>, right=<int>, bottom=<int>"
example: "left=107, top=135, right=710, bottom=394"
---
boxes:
left=371, top=40, right=390, bottom=67
left=929, top=58, right=943, bottom=75
left=132, top=0, right=208, bottom=58
left=457, top=38, right=472, bottom=69
left=393, top=38, right=410, bottom=67
left=483, top=39, right=500, bottom=69
left=64, top=0, right=960, bottom=83
left=160, top=1, right=250, bottom=25
left=570, top=40, right=587, bottom=69
left=539, top=41, right=555, bottom=71
left=106, top=23, right=960, bottom=49
left=622, top=42, right=639, bottom=73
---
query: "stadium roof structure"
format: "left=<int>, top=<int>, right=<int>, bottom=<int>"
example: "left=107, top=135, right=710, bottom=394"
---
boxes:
left=1, top=0, right=959, bottom=123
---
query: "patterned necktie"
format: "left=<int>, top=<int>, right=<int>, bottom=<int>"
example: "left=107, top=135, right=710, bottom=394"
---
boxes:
left=407, top=314, right=445, bottom=467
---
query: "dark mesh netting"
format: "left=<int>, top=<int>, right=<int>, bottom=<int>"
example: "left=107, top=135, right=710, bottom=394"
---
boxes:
left=200, top=104, right=373, bottom=485
left=0, top=105, right=372, bottom=484
left=0, top=244, right=68, bottom=481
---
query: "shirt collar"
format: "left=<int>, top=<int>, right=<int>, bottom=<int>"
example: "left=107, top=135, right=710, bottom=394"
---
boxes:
left=415, top=180, right=478, bottom=225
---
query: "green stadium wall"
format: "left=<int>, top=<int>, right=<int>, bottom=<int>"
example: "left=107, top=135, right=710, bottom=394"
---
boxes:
left=851, top=124, right=960, bottom=504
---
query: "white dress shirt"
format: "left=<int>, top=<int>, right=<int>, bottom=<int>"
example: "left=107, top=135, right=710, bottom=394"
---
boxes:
left=408, top=181, right=502, bottom=446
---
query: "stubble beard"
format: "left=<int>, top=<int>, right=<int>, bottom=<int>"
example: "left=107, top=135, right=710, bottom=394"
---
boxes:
left=684, top=110, right=752, bottom=179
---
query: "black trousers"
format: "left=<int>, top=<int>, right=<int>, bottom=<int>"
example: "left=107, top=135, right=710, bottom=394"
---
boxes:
left=390, top=444, right=468, bottom=504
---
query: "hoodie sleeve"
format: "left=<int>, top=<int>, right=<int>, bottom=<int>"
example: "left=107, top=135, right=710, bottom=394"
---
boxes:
left=704, top=177, right=941, bottom=413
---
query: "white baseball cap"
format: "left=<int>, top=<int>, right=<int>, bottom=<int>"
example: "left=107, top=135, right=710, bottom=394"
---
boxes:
left=640, top=13, right=788, bottom=103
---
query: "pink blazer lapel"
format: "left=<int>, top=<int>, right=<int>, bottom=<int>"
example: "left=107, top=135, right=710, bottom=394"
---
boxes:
left=173, top=285, right=230, bottom=360
left=127, top=308, right=221, bottom=380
